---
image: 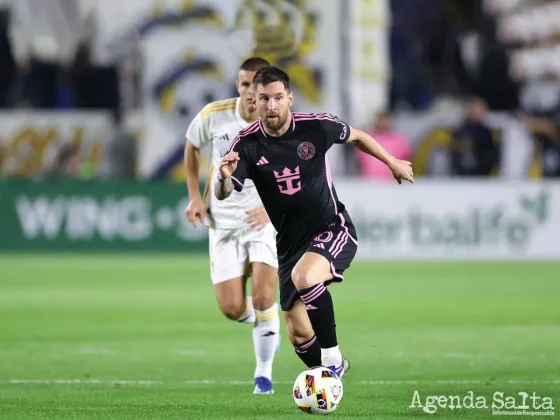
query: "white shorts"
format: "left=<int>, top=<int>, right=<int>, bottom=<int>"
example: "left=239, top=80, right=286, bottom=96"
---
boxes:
left=209, top=223, right=278, bottom=284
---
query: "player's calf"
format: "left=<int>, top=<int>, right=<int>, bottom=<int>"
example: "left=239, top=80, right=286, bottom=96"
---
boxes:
left=292, top=253, right=343, bottom=371
left=219, top=296, right=256, bottom=323
left=251, top=262, right=280, bottom=393
left=214, top=278, right=256, bottom=323
left=284, top=300, right=322, bottom=367
left=252, top=304, right=280, bottom=378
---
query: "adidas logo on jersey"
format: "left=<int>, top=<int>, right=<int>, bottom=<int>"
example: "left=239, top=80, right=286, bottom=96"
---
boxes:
left=313, top=243, right=325, bottom=249
left=257, top=156, right=269, bottom=166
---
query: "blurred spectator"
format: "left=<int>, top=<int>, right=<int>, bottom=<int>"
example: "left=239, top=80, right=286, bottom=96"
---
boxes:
left=389, top=26, right=433, bottom=111
left=98, top=109, right=136, bottom=180
left=520, top=76, right=560, bottom=117
left=520, top=113, right=560, bottom=177
left=40, top=141, right=99, bottom=180
left=0, top=0, right=16, bottom=107
left=451, top=97, right=500, bottom=176
left=356, top=110, right=412, bottom=180
left=8, top=0, right=84, bottom=108
left=0, top=141, right=5, bottom=175
left=539, top=133, right=560, bottom=178
left=424, top=0, right=472, bottom=95
left=72, top=0, right=140, bottom=110
left=42, top=142, right=81, bottom=179
left=475, top=41, right=520, bottom=111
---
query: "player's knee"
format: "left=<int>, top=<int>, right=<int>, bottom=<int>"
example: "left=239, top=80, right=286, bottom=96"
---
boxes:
left=251, top=263, right=278, bottom=310
left=291, top=266, right=318, bottom=290
left=251, top=291, right=274, bottom=311
left=219, top=302, right=245, bottom=321
left=251, top=280, right=275, bottom=311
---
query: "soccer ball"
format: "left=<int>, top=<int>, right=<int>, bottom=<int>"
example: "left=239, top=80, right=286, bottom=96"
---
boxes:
left=292, top=366, right=343, bottom=414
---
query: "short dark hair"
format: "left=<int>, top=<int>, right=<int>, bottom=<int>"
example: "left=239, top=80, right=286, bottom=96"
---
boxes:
left=239, top=57, right=270, bottom=72
left=253, top=66, right=290, bottom=91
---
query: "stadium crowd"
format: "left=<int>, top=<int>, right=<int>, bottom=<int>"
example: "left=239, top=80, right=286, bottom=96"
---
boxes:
left=0, top=0, right=558, bottom=179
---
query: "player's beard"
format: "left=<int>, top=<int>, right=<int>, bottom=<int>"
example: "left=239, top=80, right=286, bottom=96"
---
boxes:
left=263, top=109, right=289, bottom=131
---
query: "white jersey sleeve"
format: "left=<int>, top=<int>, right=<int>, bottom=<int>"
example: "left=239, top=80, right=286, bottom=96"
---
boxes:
left=186, top=109, right=211, bottom=149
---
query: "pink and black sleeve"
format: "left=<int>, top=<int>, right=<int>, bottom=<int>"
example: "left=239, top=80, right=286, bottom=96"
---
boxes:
left=321, top=114, right=351, bottom=150
left=227, top=136, right=252, bottom=192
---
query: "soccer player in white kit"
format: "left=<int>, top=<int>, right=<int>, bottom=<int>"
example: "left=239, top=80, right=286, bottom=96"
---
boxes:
left=184, top=57, right=280, bottom=394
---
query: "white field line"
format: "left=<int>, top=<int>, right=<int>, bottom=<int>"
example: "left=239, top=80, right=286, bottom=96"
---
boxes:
left=391, top=352, right=549, bottom=360
left=176, top=350, right=206, bottom=356
left=78, top=348, right=118, bottom=356
left=2, top=379, right=560, bottom=386
left=69, top=350, right=547, bottom=360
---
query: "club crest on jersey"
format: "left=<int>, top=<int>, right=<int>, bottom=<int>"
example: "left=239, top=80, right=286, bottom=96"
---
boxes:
left=297, top=142, right=315, bottom=160
left=274, top=166, right=301, bottom=195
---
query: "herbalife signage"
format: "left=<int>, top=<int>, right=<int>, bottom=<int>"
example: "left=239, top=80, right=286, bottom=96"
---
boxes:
left=336, top=180, right=560, bottom=260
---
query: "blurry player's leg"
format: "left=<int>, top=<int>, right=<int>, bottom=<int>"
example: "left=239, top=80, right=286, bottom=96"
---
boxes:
left=247, top=224, right=280, bottom=394
left=291, top=253, right=342, bottom=369
left=210, top=228, right=255, bottom=323
left=283, top=299, right=322, bottom=368
left=213, top=276, right=254, bottom=323
left=250, top=262, right=279, bottom=393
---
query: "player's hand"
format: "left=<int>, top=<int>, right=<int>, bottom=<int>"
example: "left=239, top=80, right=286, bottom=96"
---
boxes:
left=219, top=151, right=240, bottom=179
left=389, top=159, right=414, bottom=184
left=185, top=197, right=204, bottom=228
left=246, top=207, right=270, bottom=231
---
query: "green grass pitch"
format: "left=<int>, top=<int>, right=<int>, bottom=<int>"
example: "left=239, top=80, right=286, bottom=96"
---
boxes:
left=1, top=254, right=559, bottom=419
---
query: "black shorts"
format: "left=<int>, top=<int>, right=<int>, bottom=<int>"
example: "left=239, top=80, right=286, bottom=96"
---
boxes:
left=278, top=210, right=358, bottom=311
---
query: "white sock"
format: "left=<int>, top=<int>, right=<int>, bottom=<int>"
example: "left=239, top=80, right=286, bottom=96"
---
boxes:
left=322, top=346, right=342, bottom=368
left=253, top=303, right=280, bottom=380
left=237, top=296, right=256, bottom=324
